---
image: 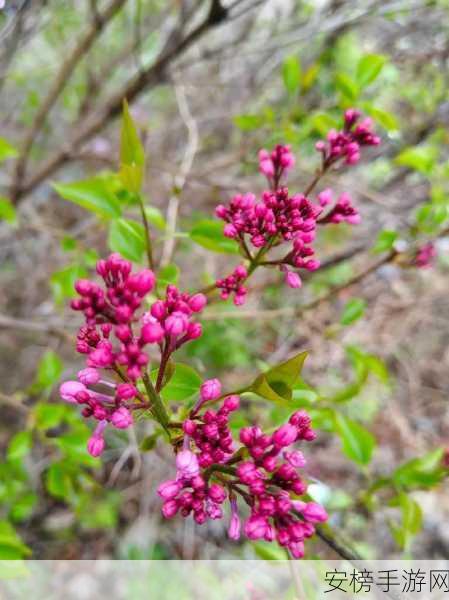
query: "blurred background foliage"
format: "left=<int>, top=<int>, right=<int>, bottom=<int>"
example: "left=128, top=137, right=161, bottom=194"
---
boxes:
left=0, top=0, right=448, bottom=561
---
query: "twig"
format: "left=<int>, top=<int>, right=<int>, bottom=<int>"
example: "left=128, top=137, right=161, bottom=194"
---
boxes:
left=12, top=0, right=231, bottom=204
left=160, top=78, right=199, bottom=267
left=11, top=0, right=128, bottom=200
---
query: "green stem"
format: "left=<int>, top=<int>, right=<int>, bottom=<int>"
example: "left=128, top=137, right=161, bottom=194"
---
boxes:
left=142, top=372, right=170, bottom=434
left=138, top=194, right=154, bottom=270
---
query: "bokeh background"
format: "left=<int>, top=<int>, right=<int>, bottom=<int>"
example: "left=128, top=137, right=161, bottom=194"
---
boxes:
left=0, top=0, right=448, bottom=561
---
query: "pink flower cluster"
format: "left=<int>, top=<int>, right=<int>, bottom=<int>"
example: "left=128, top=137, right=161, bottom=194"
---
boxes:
left=71, top=254, right=206, bottom=381
left=61, top=253, right=207, bottom=456
left=258, top=144, right=295, bottom=186
left=317, top=189, right=361, bottom=225
left=315, top=109, right=380, bottom=167
left=214, top=110, right=378, bottom=304
left=216, top=265, right=248, bottom=306
left=59, top=368, right=136, bottom=457
left=158, top=378, right=327, bottom=558
left=413, top=242, right=436, bottom=268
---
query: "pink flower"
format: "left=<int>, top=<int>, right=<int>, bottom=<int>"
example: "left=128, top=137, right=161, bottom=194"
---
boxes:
left=77, top=368, right=100, bottom=386
left=116, top=383, right=137, bottom=400
left=200, top=378, right=222, bottom=402
left=157, top=480, right=182, bottom=500
left=164, top=311, right=188, bottom=336
left=228, top=499, right=241, bottom=540
left=301, top=502, right=328, bottom=523
left=87, top=435, right=105, bottom=457
left=189, top=293, right=207, bottom=313
left=244, top=515, right=269, bottom=540
left=285, top=270, right=302, bottom=289
left=176, top=450, right=199, bottom=479
left=141, top=321, right=165, bottom=343
left=60, top=381, right=86, bottom=403
left=111, top=407, right=133, bottom=429
left=272, top=423, right=298, bottom=447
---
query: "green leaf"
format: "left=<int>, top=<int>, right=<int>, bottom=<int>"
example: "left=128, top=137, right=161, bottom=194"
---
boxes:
left=389, top=492, right=422, bottom=550
left=310, top=112, right=339, bottom=137
left=395, top=146, right=438, bottom=175
left=0, top=521, right=31, bottom=558
left=254, top=540, right=287, bottom=560
left=45, top=463, right=74, bottom=500
left=51, top=263, right=88, bottom=305
left=144, top=206, right=166, bottom=230
left=0, top=137, right=18, bottom=162
left=0, top=196, right=17, bottom=224
left=53, top=176, right=121, bottom=218
left=250, top=352, right=308, bottom=404
left=340, top=298, right=366, bottom=326
left=356, top=54, right=386, bottom=87
left=282, top=55, right=301, bottom=94
left=34, top=403, right=68, bottom=430
left=35, top=351, right=63, bottom=391
left=159, top=363, right=202, bottom=403
left=120, top=100, right=145, bottom=193
left=335, top=72, right=359, bottom=100
left=334, top=414, right=375, bottom=465
left=372, top=230, right=397, bottom=254
left=10, top=493, right=37, bottom=522
left=140, top=430, right=162, bottom=452
left=190, top=219, right=239, bottom=254
left=7, top=432, right=32, bottom=461
left=108, top=218, right=145, bottom=262
left=157, top=263, right=179, bottom=288
left=393, top=448, right=445, bottom=489
left=369, top=107, right=398, bottom=132
left=233, top=114, right=264, bottom=132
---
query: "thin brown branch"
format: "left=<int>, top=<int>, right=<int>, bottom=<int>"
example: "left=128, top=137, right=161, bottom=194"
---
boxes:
left=11, top=0, right=128, bottom=200
left=12, top=0, right=230, bottom=205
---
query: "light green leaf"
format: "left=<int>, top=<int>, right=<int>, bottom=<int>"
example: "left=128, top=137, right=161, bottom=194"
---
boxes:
left=10, top=493, right=37, bottom=522
left=159, top=363, right=202, bottom=403
left=250, top=352, right=308, bottom=404
left=389, top=492, right=422, bottom=550
left=310, top=112, right=339, bottom=137
left=53, top=176, right=121, bottom=218
left=108, top=218, right=145, bottom=262
left=190, top=219, right=239, bottom=254
left=340, top=298, right=366, bottom=326
left=393, top=448, right=446, bottom=489
left=335, top=72, right=359, bottom=100
left=120, top=100, right=145, bottom=193
left=157, top=263, right=179, bottom=288
left=45, top=463, right=74, bottom=500
left=282, top=55, right=301, bottom=94
left=144, top=205, right=166, bottom=230
left=0, top=521, right=31, bottom=558
left=356, top=54, right=386, bottom=87
left=0, top=137, right=18, bottom=162
left=233, top=114, right=263, bottom=131
left=334, top=414, right=375, bottom=465
left=34, top=403, right=68, bottom=430
left=0, top=196, right=17, bottom=224
left=372, top=230, right=397, bottom=254
left=395, top=146, right=438, bottom=175
left=35, top=351, right=63, bottom=391
left=369, top=107, right=398, bottom=132
left=7, top=432, right=32, bottom=461
left=51, top=263, right=88, bottom=305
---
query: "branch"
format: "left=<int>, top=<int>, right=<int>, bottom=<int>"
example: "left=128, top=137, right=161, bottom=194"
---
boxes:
left=11, top=0, right=128, bottom=201
left=12, top=0, right=230, bottom=205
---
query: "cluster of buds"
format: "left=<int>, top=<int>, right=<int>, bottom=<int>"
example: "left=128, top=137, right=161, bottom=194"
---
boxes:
left=61, top=254, right=207, bottom=455
left=158, top=378, right=327, bottom=558
left=71, top=254, right=206, bottom=381
left=158, top=451, right=228, bottom=524
left=258, top=144, right=295, bottom=186
left=413, top=242, right=436, bottom=268
left=216, top=265, right=248, bottom=306
left=214, top=110, right=378, bottom=303
left=317, top=189, right=361, bottom=225
left=315, top=109, right=380, bottom=167
left=59, top=368, right=136, bottom=456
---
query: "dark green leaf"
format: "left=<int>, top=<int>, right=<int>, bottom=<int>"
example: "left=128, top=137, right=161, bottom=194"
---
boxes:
left=159, top=363, right=202, bottom=403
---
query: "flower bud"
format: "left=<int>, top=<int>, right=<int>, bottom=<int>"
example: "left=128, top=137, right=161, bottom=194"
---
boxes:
left=60, top=381, right=86, bottom=403
left=157, top=479, right=182, bottom=500
left=188, top=293, right=207, bottom=313
left=200, top=378, right=222, bottom=402
left=111, top=407, right=133, bottom=429
left=116, top=383, right=137, bottom=400
left=272, top=423, right=297, bottom=447
left=141, top=321, right=165, bottom=344
left=87, top=434, right=105, bottom=457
